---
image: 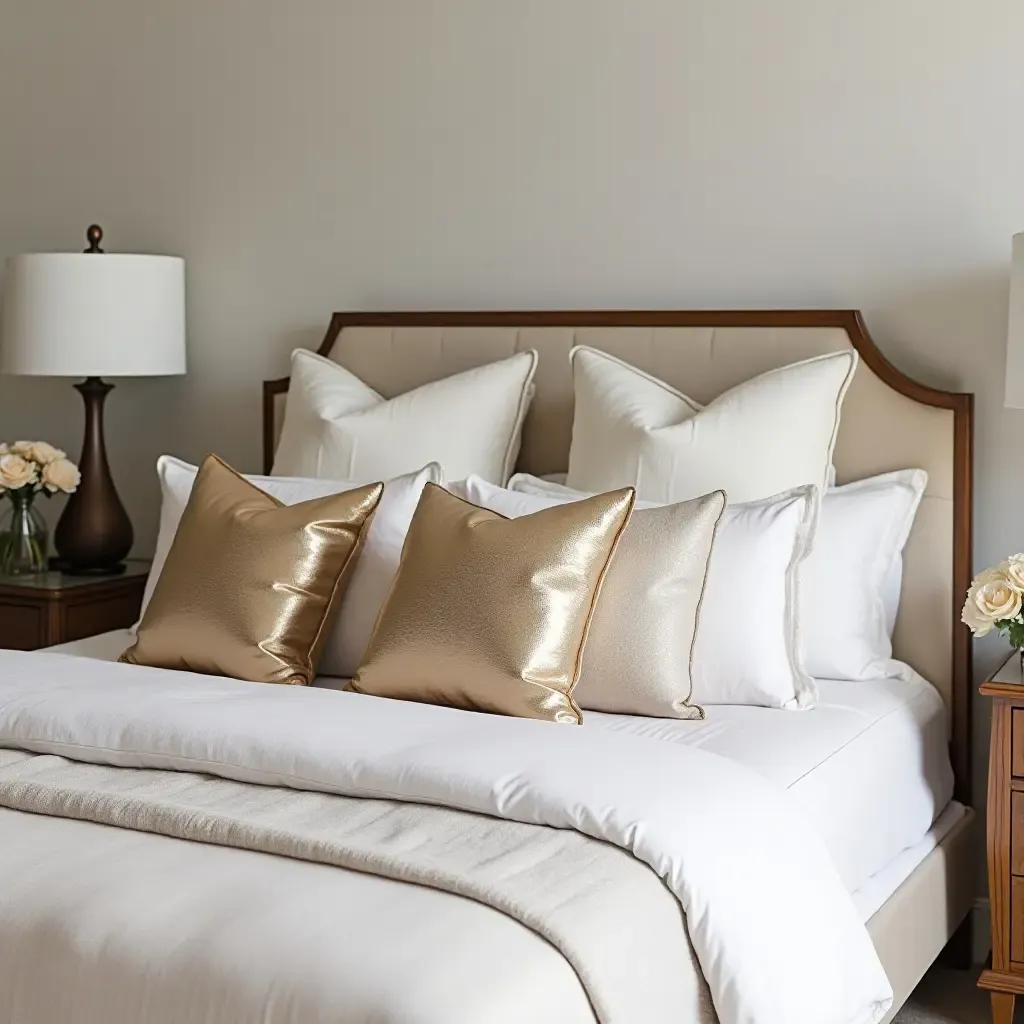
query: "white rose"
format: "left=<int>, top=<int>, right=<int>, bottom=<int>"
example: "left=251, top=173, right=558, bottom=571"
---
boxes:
left=42, top=458, right=81, bottom=494
left=0, top=454, right=37, bottom=490
left=28, top=441, right=65, bottom=465
left=0, top=443, right=8, bottom=456
left=962, top=591, right=995, bottom=637
left=9, top=441, right=34, bottom=457
left=973, top=565, right=1009, bottom=587
left=975, top=577, right=1023, bottom=623
left=1002, top=554, right=1024, bottom=591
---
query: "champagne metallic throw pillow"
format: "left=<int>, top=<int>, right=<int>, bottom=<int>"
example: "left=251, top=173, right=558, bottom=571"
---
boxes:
left=121, top=455, right=383, bottom=685
left=351, top=482, right=635, bottom=724
left=461, top=476, right=728, bottom=719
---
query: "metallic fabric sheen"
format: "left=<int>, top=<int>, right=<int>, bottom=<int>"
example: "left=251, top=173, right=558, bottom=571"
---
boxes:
left=351, top=482, right=635, bottom=724
left=574, top=492, right=726, bottom=719
left=121, top=455, right=383, bottom=685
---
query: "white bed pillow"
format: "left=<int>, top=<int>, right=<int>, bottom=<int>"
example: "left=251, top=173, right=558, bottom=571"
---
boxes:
left=461, top=476, right=726, bottom=718
left=566, top=346, right=856, bottom=506
left=501, top=475, right=818, bottom=709
left=273, top=348, right=537, bottom=484
left=800, top=469, right=927, bottom=681
left=139, top=457, right=443, bottom=678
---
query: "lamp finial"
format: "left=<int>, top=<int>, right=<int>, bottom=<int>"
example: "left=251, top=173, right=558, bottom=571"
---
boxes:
left=84, top=224, right=104, bottom=254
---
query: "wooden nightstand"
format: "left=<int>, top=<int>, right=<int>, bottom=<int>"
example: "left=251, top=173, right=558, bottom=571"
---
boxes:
left=980, top=652, right=1024, bottom=1021
left=0, top=560, right=149, bottom=651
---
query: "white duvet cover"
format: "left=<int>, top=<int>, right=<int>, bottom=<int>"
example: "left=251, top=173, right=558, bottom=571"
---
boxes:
left=591, top=671, right=953, bottom=894
left=0, top=653, right=891, bottom=1024
left=50, top=629, right=955, bottom=899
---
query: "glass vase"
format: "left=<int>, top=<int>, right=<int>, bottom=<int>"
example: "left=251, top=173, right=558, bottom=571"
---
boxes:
left=0, top=490, right=48, bottom=575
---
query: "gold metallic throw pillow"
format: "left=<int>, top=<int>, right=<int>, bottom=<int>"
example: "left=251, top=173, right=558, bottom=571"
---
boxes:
left=351, top=482, right=635, bottom=724
left=121, top=455, right=383, bottom=685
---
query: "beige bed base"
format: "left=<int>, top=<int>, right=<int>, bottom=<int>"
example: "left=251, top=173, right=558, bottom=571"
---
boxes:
left=868, top=807, right=976, bottom=1022
left=263, top=309, right=977, bottom=1015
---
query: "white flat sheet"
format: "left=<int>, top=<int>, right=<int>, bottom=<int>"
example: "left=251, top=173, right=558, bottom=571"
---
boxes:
left=49, top=632, right=954, bottom=895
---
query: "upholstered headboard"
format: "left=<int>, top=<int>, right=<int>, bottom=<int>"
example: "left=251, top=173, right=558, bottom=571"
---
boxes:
left=264, top=310, right=973, bottom=802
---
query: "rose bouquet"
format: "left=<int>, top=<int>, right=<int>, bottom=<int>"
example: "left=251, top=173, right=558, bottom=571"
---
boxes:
left=0, top=441, right=81, bottom=574
left=0, top=441, right=81, bottom=496
left=962, top=555, right=1024, bottom=648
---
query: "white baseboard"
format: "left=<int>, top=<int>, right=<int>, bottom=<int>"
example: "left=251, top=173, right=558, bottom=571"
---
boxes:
left=972, top=898, right=991, bottom=965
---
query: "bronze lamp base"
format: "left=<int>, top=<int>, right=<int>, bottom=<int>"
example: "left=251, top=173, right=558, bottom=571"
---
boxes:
left=54, top=377, right=133, bottom=576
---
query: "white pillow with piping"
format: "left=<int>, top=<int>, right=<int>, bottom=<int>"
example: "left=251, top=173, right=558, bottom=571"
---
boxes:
left=567, top=345, right=856, bottom=508
left=274, top=348, right=536, bottom=485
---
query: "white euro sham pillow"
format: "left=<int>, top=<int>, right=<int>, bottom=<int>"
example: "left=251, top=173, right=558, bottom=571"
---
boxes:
left=273, top=348, right=536, bottom=484
left=800, top=469, right=927, bottom=681
left=566, top=346, right=857, bottom=505
left=504, top=474, right=818, bottom=709
left=139, top=457, right=442, bottom=677
left=461, top=476, right=727, bottom=718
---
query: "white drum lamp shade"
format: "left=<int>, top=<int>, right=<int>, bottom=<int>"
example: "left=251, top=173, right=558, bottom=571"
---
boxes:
left=1, top=253, right=186, bottom=377
left=1006, top=233, right=1024, bottom=409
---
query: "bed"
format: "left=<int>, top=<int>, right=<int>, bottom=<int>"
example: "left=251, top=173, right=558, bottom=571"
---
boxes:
left=0, top=310, right=974, bottom=1024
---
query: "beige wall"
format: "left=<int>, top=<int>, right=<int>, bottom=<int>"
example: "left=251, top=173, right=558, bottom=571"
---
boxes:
left=2, top=1, right=1024, bottom=810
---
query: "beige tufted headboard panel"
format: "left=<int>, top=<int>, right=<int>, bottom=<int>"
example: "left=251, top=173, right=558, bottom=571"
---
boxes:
left=264, top=310, right=973, bottom=801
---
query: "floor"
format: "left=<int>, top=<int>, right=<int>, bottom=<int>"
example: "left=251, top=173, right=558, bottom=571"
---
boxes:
left=895, top=966, right=994, bottom=1023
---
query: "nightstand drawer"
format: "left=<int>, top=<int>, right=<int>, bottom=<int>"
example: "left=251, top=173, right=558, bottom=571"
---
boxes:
left=1013, top=792, right=1024, bottom=875
left=63, top=593, right=141, bottom=644
left=1013, top=709, right=1024, bottom=778
left=0, top=562, right=148, bottom=651
left=0, top=602, right=46, bottom=650
left=1013, top=877, right=1024, bottom=962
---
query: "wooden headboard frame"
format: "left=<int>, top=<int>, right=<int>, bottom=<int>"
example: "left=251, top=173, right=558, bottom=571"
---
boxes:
left=263, top=309, right=974, bottom=804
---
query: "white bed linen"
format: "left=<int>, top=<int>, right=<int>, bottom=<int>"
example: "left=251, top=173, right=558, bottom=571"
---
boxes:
left=0, top=807, right=599, bottom=1024
left=853, top=800, right=967, bottom=921
left=0, top=794, right=967, bottom=1024
left=48, top=631, right=953, bottom=897
left=1, top=746, right=699, bottom=1024
left=588, top=673, right=953, bottom=894
left=0, top=650, right=891, bottom=1024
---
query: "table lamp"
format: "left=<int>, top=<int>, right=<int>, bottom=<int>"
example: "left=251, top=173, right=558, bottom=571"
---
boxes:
left=0, top=226, right=186, bottom=574
left=1005, top=233, right=1024, bottom=409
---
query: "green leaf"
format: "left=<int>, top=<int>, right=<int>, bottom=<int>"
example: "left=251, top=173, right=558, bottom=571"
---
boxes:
left=999, top=619, right=1024, bottom=649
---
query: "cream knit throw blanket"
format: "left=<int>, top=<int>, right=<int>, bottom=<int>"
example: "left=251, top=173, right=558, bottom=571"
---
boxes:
left=0, top=749, right=712, bottom=1024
